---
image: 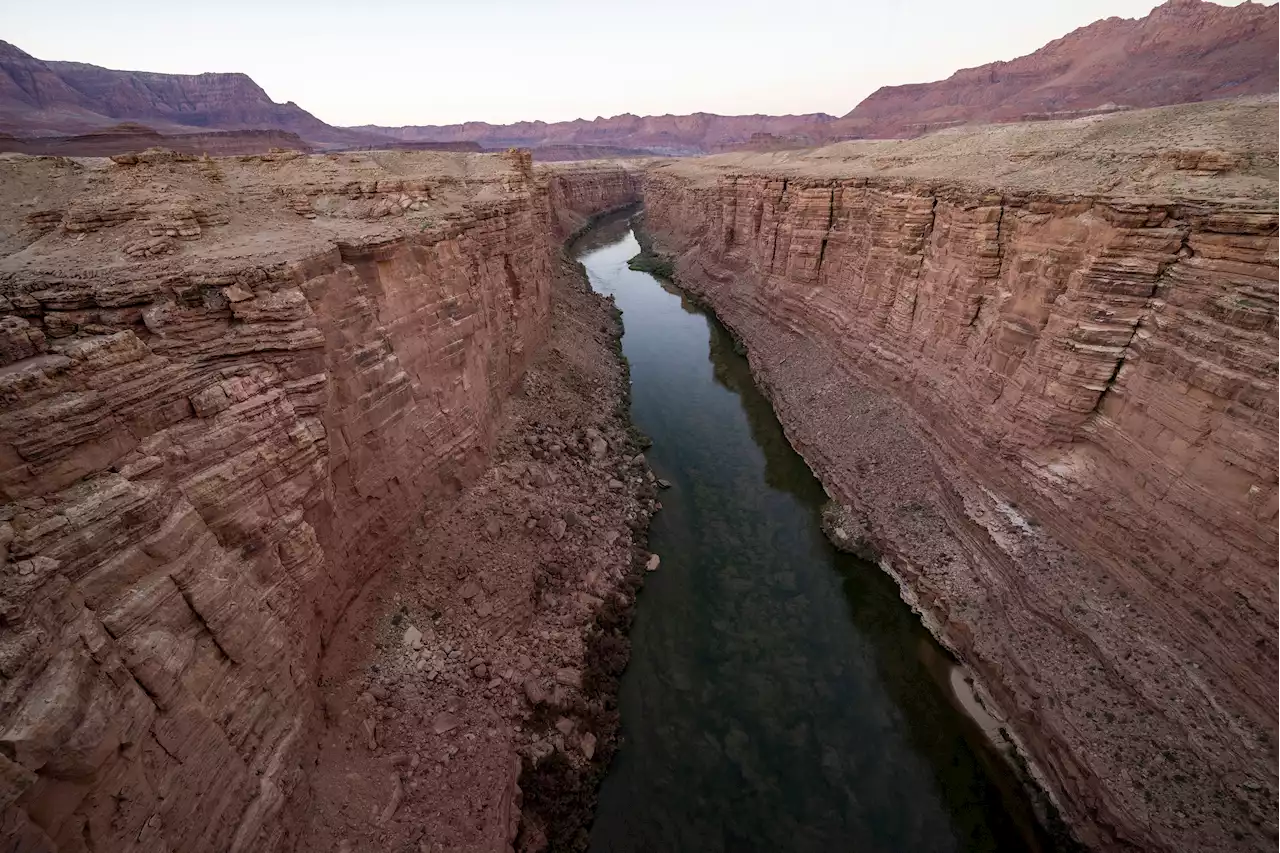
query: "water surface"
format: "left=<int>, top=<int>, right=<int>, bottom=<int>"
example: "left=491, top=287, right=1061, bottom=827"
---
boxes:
left=578, top=217, right=1044, bottom=853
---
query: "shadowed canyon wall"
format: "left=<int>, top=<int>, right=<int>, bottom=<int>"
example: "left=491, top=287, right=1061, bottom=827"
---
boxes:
left=640, top=102, right=1278, bottom=853
left=0, top=152, right=637, bottom=851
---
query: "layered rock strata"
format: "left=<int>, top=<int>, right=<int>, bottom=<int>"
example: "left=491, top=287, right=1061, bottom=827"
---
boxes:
left=0, top=125, right=313, bottom=157
left=0, top=150, right=636, bottom=851
left=640, top=99, right=1278, bottom=853
left=542, top=162, right=643, bottom=241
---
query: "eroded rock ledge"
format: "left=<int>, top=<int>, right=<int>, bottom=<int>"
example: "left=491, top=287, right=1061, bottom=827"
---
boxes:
left=0, top=150, right=637, bottom=851
left=639, top=99, right=1278, bottom=853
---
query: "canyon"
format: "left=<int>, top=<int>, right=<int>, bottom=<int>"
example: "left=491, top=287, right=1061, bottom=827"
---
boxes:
left=638, top=96, right=1278, bottom=853
left=0, top=96, right=1273, bottom=853
left=0, top=149, right=642, bottom=851
left=0, top=7, right=1275, bottom=849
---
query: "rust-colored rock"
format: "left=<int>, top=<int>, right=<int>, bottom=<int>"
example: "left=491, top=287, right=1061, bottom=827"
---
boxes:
left=354, top=112, right=838, bottom=156
left=0, top=40, right=379, bottom=147
left=4, top=0, right=1274, bottom=157
left=354, top=1, right=1278, bottom=150
left=834, top=0, right=1279, bottom=138
left=640, top=98, right=1278, bottom=853
left=0, top=150, right=637, bottom=851
left=543, top=161, right=642, bottom=241
left=0, top=123, right=313, bottom=157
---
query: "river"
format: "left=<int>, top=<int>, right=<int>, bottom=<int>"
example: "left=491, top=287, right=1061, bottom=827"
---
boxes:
left=575, top=215, right=1047, bottom=853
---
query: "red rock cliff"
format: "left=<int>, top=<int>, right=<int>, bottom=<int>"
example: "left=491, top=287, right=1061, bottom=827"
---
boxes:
left=0, top=151, right=637, bottom=851
left=640, top=100, right=1278, bottom=853
left=541, top=161, right=642, bottom=240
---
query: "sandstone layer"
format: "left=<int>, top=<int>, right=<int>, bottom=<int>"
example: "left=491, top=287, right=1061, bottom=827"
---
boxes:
left=0, top=124, right=312, bottom=157
left=639, top=98, right=1278, bottom=853
left=0, top=149, right=637, bottom=851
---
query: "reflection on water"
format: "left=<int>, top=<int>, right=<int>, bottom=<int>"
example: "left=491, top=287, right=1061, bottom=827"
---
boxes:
left=579, top=218, right=1045, bottom=853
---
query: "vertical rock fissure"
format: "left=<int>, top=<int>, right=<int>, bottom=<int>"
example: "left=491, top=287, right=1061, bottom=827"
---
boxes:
left=993, top=198, right=1007, bottom=281
left=1088, top=351, right=1129, bottom=416
left=816, top=185, right=835, bottom=281
left=921, top=194, right=938, bottom=255
left=967, top=296, right=985, bottom=328
left=175, top=583, right=239, bottom=665
left=1087, top=227, right=1190, bottom=417
left=769, top=180, right=789, bottom=272
left=966, top=199, right=1006, bottom=331
left=152, top=733, right=186, bottom=766
left=906, top=195, right=939, bottom=328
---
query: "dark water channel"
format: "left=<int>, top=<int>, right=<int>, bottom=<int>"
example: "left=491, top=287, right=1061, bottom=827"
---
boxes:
left=576, top=216, right=1047, bottom=853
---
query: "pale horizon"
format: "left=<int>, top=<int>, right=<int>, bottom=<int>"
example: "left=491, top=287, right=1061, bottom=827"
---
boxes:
left=3, top=0, right=1268, bottom=128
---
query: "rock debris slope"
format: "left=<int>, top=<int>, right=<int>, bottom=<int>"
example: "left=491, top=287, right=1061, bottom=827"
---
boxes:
left=0, top=149, right=637, bottom=851
left=640, top=97, right=1278, bottom=853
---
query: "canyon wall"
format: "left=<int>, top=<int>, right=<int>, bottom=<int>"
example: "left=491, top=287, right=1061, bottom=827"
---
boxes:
left=0, top=126, right=313, bottom=158
left=0, top=151, right=636, bottom=851
left=639, top=101, right=1277, bottom=853
left=542, top=162, right=643, bottom=241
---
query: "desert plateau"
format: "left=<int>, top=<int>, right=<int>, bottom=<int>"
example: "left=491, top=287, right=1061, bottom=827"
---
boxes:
left=0, top=2, right=1275, bottom=852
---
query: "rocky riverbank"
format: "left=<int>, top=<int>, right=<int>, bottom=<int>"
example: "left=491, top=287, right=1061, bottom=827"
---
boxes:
left=638, top=98, right=1279, bottom=853
left=301, top=238, right=660, bottom=853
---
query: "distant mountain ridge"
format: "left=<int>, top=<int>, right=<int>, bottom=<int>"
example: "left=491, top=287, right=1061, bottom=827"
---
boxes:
left=357, top=0, right=1278, bottom=150
left=352, top=113, right=838, bottom=155
left=833, top=0, right=1279, bottom=138
left=0, top=0, right=1274, bottom=153
left=0, top=40, right=379, bottom=146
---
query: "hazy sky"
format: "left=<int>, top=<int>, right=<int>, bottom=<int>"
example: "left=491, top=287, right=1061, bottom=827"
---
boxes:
left=3, top=0, right=1264, bottom=127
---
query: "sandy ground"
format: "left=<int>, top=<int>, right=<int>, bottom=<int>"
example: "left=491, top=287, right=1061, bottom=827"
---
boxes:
left=662, top=96, right=1278, bottom=201
left=0, top=147, right=528, bottom=269
left=298, top=245, right=658, bottom=853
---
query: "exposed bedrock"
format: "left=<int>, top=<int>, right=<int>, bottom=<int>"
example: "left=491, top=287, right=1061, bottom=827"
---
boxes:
left=640, top=106, right=1278, bottom=853
left=543, top=163, right=643, bottom=241
left=0, top=152, right=637, bottom=851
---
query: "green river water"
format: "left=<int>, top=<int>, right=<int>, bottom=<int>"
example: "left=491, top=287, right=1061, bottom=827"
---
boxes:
left=576, top=216, right=1048, bottom=853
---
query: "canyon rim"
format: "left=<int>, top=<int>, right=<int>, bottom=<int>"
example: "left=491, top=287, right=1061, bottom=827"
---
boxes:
left=0, top=2, right=1276, bottom=852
